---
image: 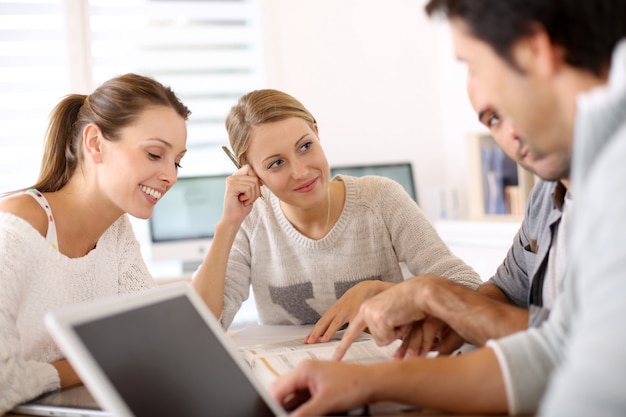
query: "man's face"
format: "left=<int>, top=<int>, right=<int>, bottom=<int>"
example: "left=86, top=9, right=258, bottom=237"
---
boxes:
left=467, top=76, right=535, bottom=172
left=451, top=19, right=571, bottom=181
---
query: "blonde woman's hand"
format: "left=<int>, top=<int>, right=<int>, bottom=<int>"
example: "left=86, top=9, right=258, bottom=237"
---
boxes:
left=304, top=280, right=394, bottom=344
left=222, top=164, right=262, bottom=225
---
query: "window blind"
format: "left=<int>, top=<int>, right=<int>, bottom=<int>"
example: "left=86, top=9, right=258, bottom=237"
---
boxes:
left=0, top=0, right=264, bottom=194
left=87, top=0, right=265, bottom=174
left=0, top=0, right=72, bottom=193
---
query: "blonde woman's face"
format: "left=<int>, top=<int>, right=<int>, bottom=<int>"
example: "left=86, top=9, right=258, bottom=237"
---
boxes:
left=246, top=117, right=330, bottom=208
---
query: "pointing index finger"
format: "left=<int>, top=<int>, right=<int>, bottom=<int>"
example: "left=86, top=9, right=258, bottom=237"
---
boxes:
left=332, top=314, right=367, bottom=361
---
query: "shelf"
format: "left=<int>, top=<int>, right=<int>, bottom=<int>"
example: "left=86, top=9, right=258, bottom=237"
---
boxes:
left=467, top=132, right=536, bottom=221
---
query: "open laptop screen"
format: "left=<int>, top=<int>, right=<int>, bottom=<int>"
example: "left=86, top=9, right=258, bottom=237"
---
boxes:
left=68, top=292, right=277, bottom=417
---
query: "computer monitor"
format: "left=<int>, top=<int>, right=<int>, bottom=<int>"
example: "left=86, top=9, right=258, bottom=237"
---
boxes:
left=149, top=174, right=228, bottom=271
left=330, top=162, right=417, bottom=202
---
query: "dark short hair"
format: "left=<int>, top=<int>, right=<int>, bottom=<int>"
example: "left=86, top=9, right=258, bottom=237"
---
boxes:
left=425, top=0, right=626, bottom=75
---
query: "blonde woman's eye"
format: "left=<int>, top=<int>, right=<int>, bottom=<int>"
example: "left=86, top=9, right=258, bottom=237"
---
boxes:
left=268, top=159, right=284, bottom=170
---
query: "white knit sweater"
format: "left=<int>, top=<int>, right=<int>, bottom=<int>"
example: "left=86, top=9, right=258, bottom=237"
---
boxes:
left=487, top=39, right=626, bottom=417
left=0, top=212, right=155, bottom=414
left=219, top=175, right=481, bottom=328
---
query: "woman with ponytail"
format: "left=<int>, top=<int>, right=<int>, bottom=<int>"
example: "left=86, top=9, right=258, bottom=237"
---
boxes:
left=0, top=73, right=190, bottom=413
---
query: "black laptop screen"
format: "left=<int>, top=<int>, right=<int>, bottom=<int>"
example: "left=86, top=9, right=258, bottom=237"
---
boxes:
left=73, top=295, right=276, bottom=417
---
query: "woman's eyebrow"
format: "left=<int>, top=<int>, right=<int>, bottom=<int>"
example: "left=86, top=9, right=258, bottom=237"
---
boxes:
left=148, top=138, right=187, bottom=154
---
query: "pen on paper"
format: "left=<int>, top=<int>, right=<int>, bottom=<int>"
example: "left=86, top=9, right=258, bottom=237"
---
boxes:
left=221, top=145, right=264, bottom=200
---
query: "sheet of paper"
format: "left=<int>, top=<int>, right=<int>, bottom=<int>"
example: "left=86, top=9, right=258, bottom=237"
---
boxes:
left=235, top=327, right=402, bottom=387
left=249, top=338, right=401, bottom=379
left=229, top=324, right=314, bottom=347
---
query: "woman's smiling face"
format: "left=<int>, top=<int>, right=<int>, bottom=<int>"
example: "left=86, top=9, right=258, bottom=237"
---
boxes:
left=246, top=116, right=330, bottom=209
left=96, top=105, right=188, bottom=219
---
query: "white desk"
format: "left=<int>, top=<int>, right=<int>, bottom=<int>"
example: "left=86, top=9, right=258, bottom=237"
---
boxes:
left=5, top=326, right=528, bottom=417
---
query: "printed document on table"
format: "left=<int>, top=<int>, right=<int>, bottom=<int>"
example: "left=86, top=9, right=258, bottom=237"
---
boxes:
left=234, top=327, right=402, bottom=386
left=230, top=324, right=426, bottom=415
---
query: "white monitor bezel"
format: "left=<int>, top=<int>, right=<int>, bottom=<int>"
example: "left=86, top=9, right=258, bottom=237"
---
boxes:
left=45, top=283, right=287, bottom=417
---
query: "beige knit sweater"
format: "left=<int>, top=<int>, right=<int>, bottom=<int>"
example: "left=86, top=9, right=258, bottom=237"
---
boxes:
left=219, top=175, right=481, bottom=328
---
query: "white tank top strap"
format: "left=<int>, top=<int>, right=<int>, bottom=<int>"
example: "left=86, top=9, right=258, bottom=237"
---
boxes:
left=24, top=189, right=59, bottom=251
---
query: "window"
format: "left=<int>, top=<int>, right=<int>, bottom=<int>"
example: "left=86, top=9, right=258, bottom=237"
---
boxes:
left=0, top=0, right=73, bottom=193
left=0, top=0, right=264, bottom=193
left=87, top=0, right=265, bottom=173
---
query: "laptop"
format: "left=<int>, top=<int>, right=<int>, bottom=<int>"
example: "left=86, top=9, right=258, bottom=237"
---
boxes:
left=21, top=283, right=288, bottom=417
left=12, top=384, right=108, bottom=417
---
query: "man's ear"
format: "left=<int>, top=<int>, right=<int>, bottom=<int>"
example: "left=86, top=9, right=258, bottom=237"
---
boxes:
left=512, top=27, right=563, bottom=78
left=82, top=123, right=104, bottom=163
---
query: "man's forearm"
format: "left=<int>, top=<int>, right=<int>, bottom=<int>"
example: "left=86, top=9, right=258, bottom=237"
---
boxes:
left=419, top=277, right=529, bottom=346
left=477, top=282, right=511, bottom=303
left=371, top=346, right=507, bottom=414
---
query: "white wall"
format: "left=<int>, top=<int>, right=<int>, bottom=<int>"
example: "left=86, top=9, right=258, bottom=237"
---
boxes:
left=258, top=0, right=487, bottom=221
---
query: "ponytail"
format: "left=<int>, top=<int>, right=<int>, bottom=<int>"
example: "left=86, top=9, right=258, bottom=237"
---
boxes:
left=32, top=94, right=86, bottom=192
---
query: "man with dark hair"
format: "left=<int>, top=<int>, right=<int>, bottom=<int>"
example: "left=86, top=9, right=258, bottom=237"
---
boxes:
left=398, top=79, right=573, bottom=357
left=269, top=1, right=626, bottom=416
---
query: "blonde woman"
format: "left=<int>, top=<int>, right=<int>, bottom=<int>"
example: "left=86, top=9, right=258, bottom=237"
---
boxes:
left=192, top=89, right=480, bottom=344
